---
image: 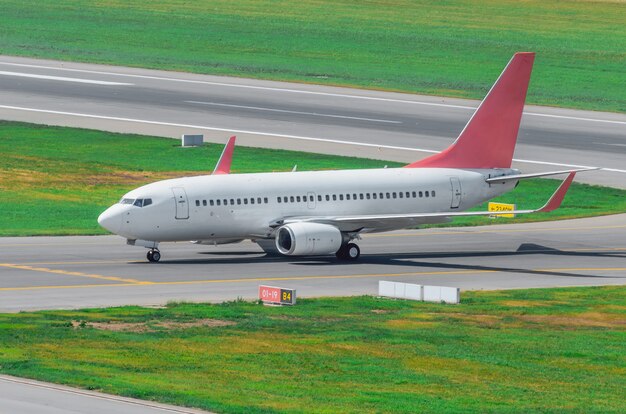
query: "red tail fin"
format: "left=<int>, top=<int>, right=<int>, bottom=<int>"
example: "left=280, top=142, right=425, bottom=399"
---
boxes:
left=213, top=135, right=236, bottom=175
left=406, top=52, right=535, bottom=169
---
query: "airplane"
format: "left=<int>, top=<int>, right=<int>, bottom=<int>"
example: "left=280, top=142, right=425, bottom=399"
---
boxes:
left=98, top=52, right=594, bottom=263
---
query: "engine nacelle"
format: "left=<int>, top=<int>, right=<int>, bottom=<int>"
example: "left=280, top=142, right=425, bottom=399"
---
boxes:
left=275, top=222, right=342, bottom=256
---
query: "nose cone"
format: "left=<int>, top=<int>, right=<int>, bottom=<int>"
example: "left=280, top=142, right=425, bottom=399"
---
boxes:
left=98, top=205, right=123, bottom=234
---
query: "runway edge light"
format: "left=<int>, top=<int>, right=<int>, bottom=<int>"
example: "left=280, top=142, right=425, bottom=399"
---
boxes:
left=259, top=285, right=296, bottom=305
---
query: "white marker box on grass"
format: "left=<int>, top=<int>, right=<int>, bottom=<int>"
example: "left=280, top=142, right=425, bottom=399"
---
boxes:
left=181, top=134, right=203, bottom=147
left=423, top=285, right=460, bottom=304
left=379, top=281, right=396, bottom=298
left=378, top=281, right=423, bottom=301
left=379, top=281, right=458, bottom=303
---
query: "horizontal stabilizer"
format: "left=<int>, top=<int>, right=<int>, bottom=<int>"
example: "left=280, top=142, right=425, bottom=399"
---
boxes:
left=486, top=168, right=597, bottom=183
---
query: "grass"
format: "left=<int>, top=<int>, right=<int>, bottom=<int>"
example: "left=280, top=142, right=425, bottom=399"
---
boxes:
left=0, top=0, right=624, bottom=112
left=0, top=286, right=624, bottom=413
left=1, top=120, right=625, bottom=236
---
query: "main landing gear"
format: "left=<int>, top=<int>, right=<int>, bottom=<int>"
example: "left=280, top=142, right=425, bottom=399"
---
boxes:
left=336, top=242, right=360, bottom=261
left=147, top=249, right=161, bottom=263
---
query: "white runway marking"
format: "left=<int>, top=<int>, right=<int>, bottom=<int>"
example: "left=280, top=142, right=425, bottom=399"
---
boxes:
left=594, top=142, right=626, bottom=148
left=1, top=60, right=624, bottom=125
left=186, top=100, right=401, bottom=124
left=0, top=70, right=133, bottom=86
left=1, top=104, right=625, bottom=174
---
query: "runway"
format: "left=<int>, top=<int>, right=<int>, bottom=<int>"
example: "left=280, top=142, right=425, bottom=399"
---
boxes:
left=0, top=375, right=211, bottom=414
left=0, top=55, right=624, bottom=188
left=1, top=213, right=624, bottom=313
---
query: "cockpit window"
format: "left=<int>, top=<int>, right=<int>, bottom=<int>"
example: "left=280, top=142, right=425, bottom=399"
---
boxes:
left=121, top=198, right=152, bottom=207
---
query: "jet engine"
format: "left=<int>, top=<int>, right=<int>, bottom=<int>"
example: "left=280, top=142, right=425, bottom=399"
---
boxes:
left=275, top=222, right=342, bottom=256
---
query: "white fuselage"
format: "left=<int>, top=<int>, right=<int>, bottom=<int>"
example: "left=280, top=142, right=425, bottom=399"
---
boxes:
left=98, top=167, right=517, bottom=243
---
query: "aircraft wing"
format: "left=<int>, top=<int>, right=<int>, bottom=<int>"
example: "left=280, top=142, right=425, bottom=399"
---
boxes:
left=273, top=172, right=576, bottom=232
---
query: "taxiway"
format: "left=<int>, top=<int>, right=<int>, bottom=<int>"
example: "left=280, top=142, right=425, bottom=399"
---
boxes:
left=1, top=214, right=624, bottom=313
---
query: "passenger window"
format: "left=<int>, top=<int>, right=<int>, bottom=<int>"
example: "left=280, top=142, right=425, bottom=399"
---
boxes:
left=217, top=199, right=221, bottom=206
left=264, top=197, right=268, bottom=203
left=366, top=193, right=370, bottom=199
left=346, top=194, right=351, bottom=200
left=318, top=195, right=322, bottom=202
left=326, top=195, right=330, bottom=201
left=203, top=200, right=207, bottom=206
left=210, top=200, right=214, bottom=206
left=360, top=194, right=364, bottom=200
left=353, top=193, right=357, bottom=199
left=237, top=199, right=241, bottom=205
left=425, top=191, right=429, bottom=198
left=230, top=199, right=235, bottom=205
left=372, top=193, right=377, bottom=199
left=339, top=194, right=344, bottom=201
left=412, top=191, right=416, bottom=198
left=258, top=197, right=262, bottom=204
left=277, top=197, right=281, bottom=203
left=310, top=195, right=314, bottom=202
left=244, top=198, right=248, bottom=205
left=386, top=193, right=390, bottom=199
left=302, top=195, right=307, bottom=201
left=333, top=194, right=337, bottom=201
left=296, top=196, right=301, bottom=202
left=290, top=196, right=295, bottom=202
left=432, top=191, right=436, bottom=197
left=250, top=198, right=255, bottom=204
left=399, top=192, right=403, bottom=198
left=392, top=192, right=397, bottom=199
left=419, top=191, right=423, bottom=198
left=195, top=200, right=200, bottom=207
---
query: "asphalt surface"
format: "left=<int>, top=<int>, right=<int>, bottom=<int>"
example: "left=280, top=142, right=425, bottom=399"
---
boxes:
left=0, top=375, right=212, bottom=414
left=0, top=55, right=624, bottom=188
left=1, top=213, right=624, bottom=313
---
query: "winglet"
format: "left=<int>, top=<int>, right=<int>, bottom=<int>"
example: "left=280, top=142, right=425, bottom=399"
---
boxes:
left=537, top=172, right=576, bottom=212
left=213, top=136, right=236, bottom=175
left=406, top=52, right=535, bottom=169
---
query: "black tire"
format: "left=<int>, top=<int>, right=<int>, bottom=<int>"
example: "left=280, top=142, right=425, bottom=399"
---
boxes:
left=151, top=250, right=161, bottom=262
left=346, top=243, right=360, bottom=261
left=147, top=250, right=154, bottom=262
left=335, top=245, right=348, bottom=260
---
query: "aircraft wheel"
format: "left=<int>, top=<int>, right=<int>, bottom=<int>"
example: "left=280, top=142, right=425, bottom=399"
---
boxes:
left=147, top=249, right=161, bottom=263
left=346, top=243, right=360, bottom=261
left=336, top=243, right=360, bottom=261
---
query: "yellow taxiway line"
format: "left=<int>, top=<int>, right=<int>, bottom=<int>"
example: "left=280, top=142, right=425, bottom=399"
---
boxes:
left=0, top=263, right=149, bottom=285
left=0, top=267, right=624, bottom=293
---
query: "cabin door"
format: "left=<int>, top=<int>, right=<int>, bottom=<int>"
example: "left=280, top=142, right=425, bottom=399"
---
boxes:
left=172, top=187, right=189, bottom=219
left=450, top=177, right=462, bottom=209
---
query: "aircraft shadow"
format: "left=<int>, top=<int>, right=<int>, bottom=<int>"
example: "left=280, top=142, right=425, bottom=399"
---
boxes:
left=134, top=243, right=624, bottom=280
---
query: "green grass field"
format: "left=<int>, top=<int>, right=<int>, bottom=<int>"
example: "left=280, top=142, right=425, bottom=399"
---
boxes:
left=0, top=0, right=624, bottom=112
left=1, top=121, right=624, bottom=236
left=0, top=286, right=624, bottom=413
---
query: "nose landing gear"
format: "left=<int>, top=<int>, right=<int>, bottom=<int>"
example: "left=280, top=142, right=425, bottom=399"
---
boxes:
left=147, top=249, right=161, bottom=263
